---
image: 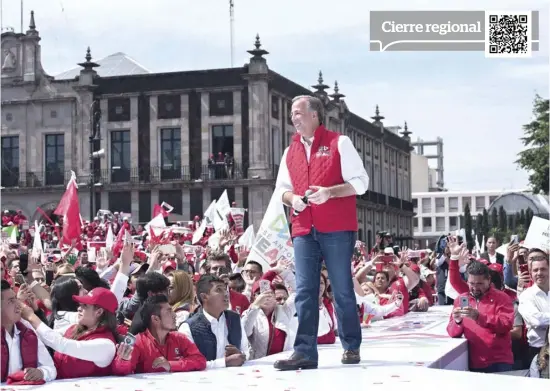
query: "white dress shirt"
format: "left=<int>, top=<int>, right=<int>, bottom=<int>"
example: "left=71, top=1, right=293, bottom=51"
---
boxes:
left=518, top=284, right=550, bottom=348
left=2, top=320, right=56, bottom=382
left=35, top=323, right=116, bottom=368
left=178, top=311, right=228, bottom=369
left=275, top=134, right=369, bottom=201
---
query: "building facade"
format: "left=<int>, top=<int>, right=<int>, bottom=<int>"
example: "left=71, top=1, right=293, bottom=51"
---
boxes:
left=410, top=152, right=438, bottom=193
left=1, top=13, right=414, bottom=248
left=412, top=189, right=527, bottom=245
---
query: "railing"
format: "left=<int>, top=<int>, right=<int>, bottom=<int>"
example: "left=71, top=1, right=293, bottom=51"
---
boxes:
left=1, top=163, right=279, bottom=189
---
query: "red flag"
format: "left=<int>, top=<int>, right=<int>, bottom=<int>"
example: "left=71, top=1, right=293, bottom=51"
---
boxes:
left=152, top=204, right=169, bottom=219
left=53, top=173, right=82, bottom=249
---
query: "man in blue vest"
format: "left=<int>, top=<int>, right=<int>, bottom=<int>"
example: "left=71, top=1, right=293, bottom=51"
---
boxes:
left=179, top=275, right=245, bottom=369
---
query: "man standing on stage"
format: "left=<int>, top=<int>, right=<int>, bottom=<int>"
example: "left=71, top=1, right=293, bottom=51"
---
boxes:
left=273, top=95, right=369, bottom=371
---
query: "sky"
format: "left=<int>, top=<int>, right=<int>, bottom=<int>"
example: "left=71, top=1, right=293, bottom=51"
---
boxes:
left=2, top=0, right=548, bottom=192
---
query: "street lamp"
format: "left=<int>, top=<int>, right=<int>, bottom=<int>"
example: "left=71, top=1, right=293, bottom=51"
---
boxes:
left=89, top=100, right=103, bottom=220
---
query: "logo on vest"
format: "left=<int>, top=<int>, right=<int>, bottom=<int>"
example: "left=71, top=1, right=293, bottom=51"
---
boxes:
left=316, top=146, right=330, bottom=157
left=174, top=348, right=180, bottom=358
left=235, top=306, right=241, bottom=314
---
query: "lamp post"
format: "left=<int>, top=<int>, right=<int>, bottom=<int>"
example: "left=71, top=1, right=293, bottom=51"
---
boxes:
left=89, top=100, right=102, bottom=220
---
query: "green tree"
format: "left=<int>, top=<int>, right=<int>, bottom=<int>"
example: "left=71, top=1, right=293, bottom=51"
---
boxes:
left=464, top=203, right=474, bottom=250
left=525, top=208, right=534, bottom=231
left=519, top=209, right=526, bottom=226
left=475, top=214, right=483, bottom=237
left=508, top=215, right=515, bottom=232
left=498, top=206, right=508, bottom=243
left=482, top=208, right=490, bottom=238
left=490, top=208, right=499, bottom=231
left=516, top=94, right=549, bottom=195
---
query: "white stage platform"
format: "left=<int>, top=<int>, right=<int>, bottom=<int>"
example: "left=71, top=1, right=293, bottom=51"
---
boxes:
left=7, top=307, right=546, bottom=390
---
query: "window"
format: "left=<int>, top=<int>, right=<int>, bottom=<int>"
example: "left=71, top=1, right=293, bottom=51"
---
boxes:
left=5, top=113, right=13, bottom=121
left=108, top=98, right=131, bottom=122
left=421, top=198, right=431, bottom=213
left=449, top=216, right=458, bottom=230
left=157, top=94, right=181, bottom=119
left=1, top=136, right=19, bottom=187
left=160, top=128, right=181, bottom=180
left=287, top=101, right=293, bottom=125
left=448, top=197, right=458, bottom=212
left=398, top=154, right=402, bottom=168
left=462, top=197, right=472, bottom=211
left=489, top=195, right=498, bottom=205
left=44, top=134, right=64, bottom=185
left=209, top=91, right=233, bottom=116
left=365, top=139, right=371, bottom=155
left=383, top=167, right=389, bottom=195
left=108, top=192, right=131, bottom=215
left=272, top=126, right=281, bottom=167
left=413, top=217, right=418, bottom=230
left=212, top=124, right=234, bottom=157
left=397, top=173, right=403, bottom=198
left=159, top=190, right=183, bottom=215
left=435, top=197, right=445, bottom=213
left=110, top=130, right=131, bottom=183
left=422, top=217, right=432, bottom=231
left=271, top=96, right=279, bottom=119
left=50, top=110, right=57, bottom=118
left=374, top=143, right=380, bottom=158
left=475, top=196, right=485, bottom=212
left=412, top=198, right=418, bottom=209
left=373, top=163, right=380, bottom=192
left=138, top=191, right=152, bottom=224
left=435, top=217, right=445, bottom=232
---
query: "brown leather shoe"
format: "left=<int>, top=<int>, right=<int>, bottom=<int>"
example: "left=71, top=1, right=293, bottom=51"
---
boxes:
left=341, top=349, right=361, bottom=364
left=274, top=352, right=318, bottom=371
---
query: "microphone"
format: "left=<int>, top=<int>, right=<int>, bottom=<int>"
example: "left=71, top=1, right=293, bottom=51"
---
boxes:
left=292, top=190, right=314, bottom=216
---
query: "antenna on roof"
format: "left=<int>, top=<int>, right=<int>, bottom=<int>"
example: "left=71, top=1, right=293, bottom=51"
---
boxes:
left=229, top=0, right=235, bottom=67
left=20, top=0, right=23, bottom=33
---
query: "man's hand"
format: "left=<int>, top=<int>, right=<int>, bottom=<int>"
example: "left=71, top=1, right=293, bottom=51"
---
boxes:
left=308, top=186, right=331, bottom=205
left=23, top=368, right=43, bottom=381
left=117, top=342, right=134, bottom=361
left=461, top=307, right=479, bottom=321
left=225, top=344, right=241, bottom=357
left=452, top=307, right=463, bottom=323
left=225, top=353, right=246, bottom=367
left=152, top=357, right=171, bottom=372
left=416, top=297, right=430, bottom=312
left=291, top=194, right=307, bottom=212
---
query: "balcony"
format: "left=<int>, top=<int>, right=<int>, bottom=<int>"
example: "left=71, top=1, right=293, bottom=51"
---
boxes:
left=1, top=163, right=278, bottom=191
left=388, top=195, right=401, bottom=209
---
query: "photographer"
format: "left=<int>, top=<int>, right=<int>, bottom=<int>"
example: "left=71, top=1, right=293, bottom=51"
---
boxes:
left=112, top=295, right=206, bottom=375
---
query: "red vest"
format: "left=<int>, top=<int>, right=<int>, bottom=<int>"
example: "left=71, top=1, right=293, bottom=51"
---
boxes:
left=54, top=325, right=116, bottom=379
left=286, top=125, right=357, bottom=237
left=1, top=322, right=39, bottom=382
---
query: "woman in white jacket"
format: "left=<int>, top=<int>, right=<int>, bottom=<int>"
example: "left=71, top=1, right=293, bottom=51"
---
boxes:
left=241, top=264, right=296, bottom=360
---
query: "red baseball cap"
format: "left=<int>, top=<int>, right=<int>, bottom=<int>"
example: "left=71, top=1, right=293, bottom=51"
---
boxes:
left=73, top=287, right=118, bottom=314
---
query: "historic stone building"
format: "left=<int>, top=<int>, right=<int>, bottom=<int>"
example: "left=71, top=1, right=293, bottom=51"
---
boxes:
left=1, top=12, right=414, bottom=248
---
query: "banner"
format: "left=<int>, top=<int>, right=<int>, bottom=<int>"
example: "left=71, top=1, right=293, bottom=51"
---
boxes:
left=523, top=216, right=550, bottom=253
left=247, top=193, right=293, bottom=272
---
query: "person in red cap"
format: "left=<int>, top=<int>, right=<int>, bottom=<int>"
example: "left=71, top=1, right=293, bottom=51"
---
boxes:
left=20, top=287, right=120, bottom=379
left=273, top=95, right=369, bottom=370
left=1, top=280, right=56, bottom=384
left=112, top=295, right=206, bottom=375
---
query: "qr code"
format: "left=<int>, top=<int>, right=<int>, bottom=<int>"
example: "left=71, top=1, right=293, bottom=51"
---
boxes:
left=485, top=12, right=531, bottom=58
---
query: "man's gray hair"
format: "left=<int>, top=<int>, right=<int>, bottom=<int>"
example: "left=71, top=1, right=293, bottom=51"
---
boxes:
left=292, top=95, right=324, bottom=124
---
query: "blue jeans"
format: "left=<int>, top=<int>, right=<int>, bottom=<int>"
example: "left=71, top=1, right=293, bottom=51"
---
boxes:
left=292, top=228, right=361, bottom=361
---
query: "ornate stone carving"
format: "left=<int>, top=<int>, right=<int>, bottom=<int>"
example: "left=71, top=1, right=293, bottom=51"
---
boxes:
left=2, top=48, right=17, bottom=72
